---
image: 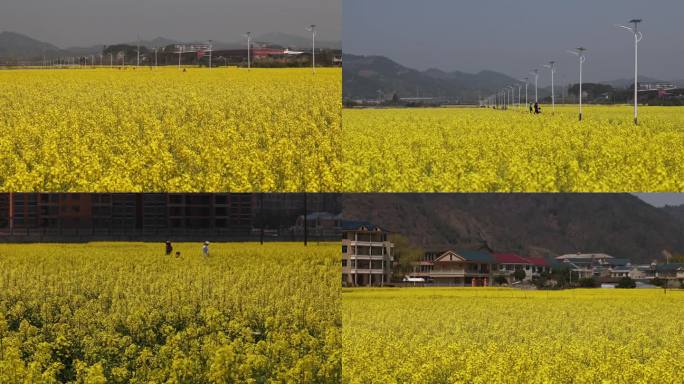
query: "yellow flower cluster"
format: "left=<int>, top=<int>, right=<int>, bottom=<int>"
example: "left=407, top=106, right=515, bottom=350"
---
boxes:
left=0, top=242, right=340, bottom=383
left=342, top=288, right=684, bottom=384
left=0, top=68, right=342, bottom=192
left=342, top=106, right=684, bottom=191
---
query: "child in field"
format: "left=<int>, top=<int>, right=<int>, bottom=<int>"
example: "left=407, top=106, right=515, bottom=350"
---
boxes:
left=534, top=103, right=541, bottom=114
left=202, top=241, right=210, bottom=257
left=165, top=241, right=173, bottom=256
left=175, top=251, right=181, bottom=258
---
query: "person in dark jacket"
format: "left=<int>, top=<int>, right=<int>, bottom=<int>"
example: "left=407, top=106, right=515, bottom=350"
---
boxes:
left=165, top=241, right=173, bottom=256
left=534, top=103, right=541, bottom=114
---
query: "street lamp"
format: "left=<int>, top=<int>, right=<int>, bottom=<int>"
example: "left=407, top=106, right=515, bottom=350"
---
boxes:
left=530, top=69, right=539, bottom=103
left=208, top=40, right=213, bottom=69
left=245, top=32, right=252, bottom=70
left=543, top=61, right=556, bottom=112
left=616, top=19, right=643, bottom=125
left=306, top=24, right=316, bottom=74
left=568, top=47, right=587, bottom=121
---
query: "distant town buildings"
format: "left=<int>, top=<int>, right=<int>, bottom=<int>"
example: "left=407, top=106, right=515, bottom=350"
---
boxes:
left=339, top=238, right=683, bottom=287
left=0, top=193, right=342, bottom=242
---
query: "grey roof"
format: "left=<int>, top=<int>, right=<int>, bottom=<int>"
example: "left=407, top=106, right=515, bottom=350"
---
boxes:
left=655, top=263, right=684, bottom=272
left=458, top=250, right=496, bottom=263
left=341, top=220, right=385, bottom=232
left=606, top=258, right=631, bottom=266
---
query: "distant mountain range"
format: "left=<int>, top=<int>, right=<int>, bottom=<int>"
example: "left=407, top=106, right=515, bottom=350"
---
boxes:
left=341, top=194, right=684, bottom=263
left=343, top=54, right=547, bottom=103
left=0, top=31, right=64, bottom=58
left=343, top=53, right=682, bottom=102
left=0, top=31, right=340, bottom=60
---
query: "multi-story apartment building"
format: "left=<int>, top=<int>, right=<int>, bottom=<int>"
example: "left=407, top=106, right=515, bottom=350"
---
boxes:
left=342, top=221, right=394, bottom=286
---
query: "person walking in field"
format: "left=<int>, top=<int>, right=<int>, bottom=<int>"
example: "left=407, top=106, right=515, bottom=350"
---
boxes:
left=534, top=102, right=541, bottom=114
left=529, top=103, right=534, bottom=113
left=165, top=241, right=173, bottom=256
left=202, top=241, right=210, bottom=257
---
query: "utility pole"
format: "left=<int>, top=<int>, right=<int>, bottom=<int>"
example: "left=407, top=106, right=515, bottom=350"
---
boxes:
left=306, top=24, right=316, bottom=74
left=530, top=69, right=539, bottom=103
left=568, top=47, right=587, bottom=121
left=616, top=19, right=643, bottom=125
left=544, top=61, right=556, bottom=113
left=208, top=40, right=213, bottom=69
left=247, top=32, right=252, bottom=70
left=303, top=193, right=308, bottom=246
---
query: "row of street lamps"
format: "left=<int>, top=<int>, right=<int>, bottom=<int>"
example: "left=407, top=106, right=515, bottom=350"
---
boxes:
left=483, top=19, right=644, bottom=125
left=41, top=25, right=320, bottom=75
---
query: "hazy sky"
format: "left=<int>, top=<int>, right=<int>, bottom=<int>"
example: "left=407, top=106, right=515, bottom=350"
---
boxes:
left=344, top=0, right=684, bottom=84
left=634, top=194, right=684, bottom=207
left=1, top=0, right=340, bottom=47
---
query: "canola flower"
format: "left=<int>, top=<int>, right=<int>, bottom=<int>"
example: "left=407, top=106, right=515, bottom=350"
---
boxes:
left=342, top=287, right=684, bottom=384
left=0, top=68, right=342, bottom=192
left=342, top=106, right=684, bottom=192
left=0, top=242, right=340, bottom=383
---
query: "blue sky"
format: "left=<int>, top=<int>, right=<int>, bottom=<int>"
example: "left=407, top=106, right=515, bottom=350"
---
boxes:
left=344, top=0, right=684, bottom=84
left=1, top=0, right=340, bottom=47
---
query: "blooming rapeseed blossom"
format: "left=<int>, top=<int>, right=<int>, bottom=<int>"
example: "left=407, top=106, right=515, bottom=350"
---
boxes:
left=342, top=106, right=684, bottom=192
left=0, top=242, right=340, bottom=383
left=0, top=68, right=342, bottom=192
left=342, top=287, right=684, bottom=384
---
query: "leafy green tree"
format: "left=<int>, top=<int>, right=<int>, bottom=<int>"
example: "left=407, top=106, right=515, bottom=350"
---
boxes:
left=513, top=269, right=526, bottom=282
left=390, top=234, right=425, bottom=280
left=616, top=277, right=636, bottom=289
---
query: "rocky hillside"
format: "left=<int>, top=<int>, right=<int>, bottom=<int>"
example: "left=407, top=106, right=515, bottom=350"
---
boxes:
left=341, top=194, right=684, bottom=263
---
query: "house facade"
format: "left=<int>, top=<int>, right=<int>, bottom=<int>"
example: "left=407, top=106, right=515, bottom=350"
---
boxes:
left=406, top=250, right=497, bottom=286
left=341, top=221, right=394, bottom=287
left=494, top=253, right=552, bottom=281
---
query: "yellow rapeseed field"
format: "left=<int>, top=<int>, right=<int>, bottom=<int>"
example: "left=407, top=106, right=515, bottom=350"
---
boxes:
left=343, top=288, right=684, bottom=384
left=0, top=242, right=340, bottom=383
left=0, top=68, right=341, bottom=192
left=342, top=106, right=684, bottom=192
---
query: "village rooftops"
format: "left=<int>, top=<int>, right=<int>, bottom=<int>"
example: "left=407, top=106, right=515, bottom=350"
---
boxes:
left=435, top=250, right=496, bottom=263
left=556, top=253, right=614, bottom=261
left=493, top=253, right=530, bottom=264
left=602, top=258, right=631, bottom=267
left=341, top=220, right=385, bottom=232
left=655, top=263, right=684, bottom=272
left=526, top=257, right=551, bottom=267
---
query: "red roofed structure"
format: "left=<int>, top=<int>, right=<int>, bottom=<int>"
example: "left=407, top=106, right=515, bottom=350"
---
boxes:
left=493, top=252, right=530, bottom=264
left=493, top=252, right=552, bottom=283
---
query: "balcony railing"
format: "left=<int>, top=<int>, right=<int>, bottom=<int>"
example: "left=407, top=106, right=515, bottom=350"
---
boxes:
left=343, top=268, right=387, bottom=275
